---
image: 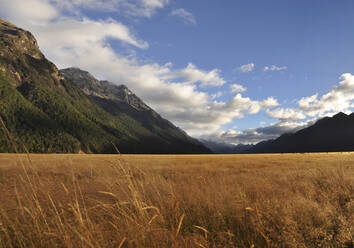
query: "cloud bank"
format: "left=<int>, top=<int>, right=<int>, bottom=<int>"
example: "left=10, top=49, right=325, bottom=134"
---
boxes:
left=202, top=73, right=354, bottom=144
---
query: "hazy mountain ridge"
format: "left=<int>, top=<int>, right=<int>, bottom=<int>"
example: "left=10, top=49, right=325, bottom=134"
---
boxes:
left=0, top=18, right=210, bottom=154
left=203, top=112, right=354, bottom=154
left=200, top=140, right=254, bottom=154
left=246, top=112, right=354, bottom=153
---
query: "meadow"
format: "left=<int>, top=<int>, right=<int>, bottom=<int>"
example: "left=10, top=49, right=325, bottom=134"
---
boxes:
left=0, top=153, right=353, bottom=247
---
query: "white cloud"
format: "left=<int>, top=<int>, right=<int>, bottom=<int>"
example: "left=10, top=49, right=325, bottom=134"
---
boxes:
left=170, top=8, right=196, bottom=25
left=230, top=83, right=246, bottom=93
left=0, top=0, right=59, bottom=24
left=263, top=65, right=287, bottom=72
left=199, top=120, right=312, bottom=145
left=164, top=94, right=279, bottom=135
left=0, top=0, right=149, bottom=50
left=298, top=73, right=354, bottom=117
left=237, top=63, right=255, bottom=72
left=52, top=0, right=170, bottom=17
left=260, top=97, right=279, bottom=108
left=246, top=96, right=279, bottom=115
left=242, top=73, right=354, bottom=144
left=263, top=74, right=354, bottom=124
left=266, top=108, right=306, bottom=122
left=37, top=18, right=148, bottom=49
left=167, top=63, right=226, bottom=87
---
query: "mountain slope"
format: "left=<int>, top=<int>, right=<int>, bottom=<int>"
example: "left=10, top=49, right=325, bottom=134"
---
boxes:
left=0, top=18, right=137, bottom=153
left=0, top=70, right=80, bottom=153
left=0, top=18, right=210, bottom=154
left=247, top=112, right=354, bottom=153
left=60, top=68, right=210, bottom=154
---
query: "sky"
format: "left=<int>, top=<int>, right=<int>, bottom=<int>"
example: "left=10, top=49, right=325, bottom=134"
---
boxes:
left=1, top=0, right=354, bottom=145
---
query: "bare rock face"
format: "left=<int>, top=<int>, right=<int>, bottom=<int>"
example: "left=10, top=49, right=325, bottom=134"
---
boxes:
left=60, top=68, right=151, bottom=111
left=0, top=18, right=43, bottom=59
left=0, top=18, right=64, bottom=86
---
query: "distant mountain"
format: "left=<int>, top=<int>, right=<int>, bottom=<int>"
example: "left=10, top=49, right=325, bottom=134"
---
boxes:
left=234, top=144, right=255, bottom=153
left=0, top=18, right=210, bottom=154
left=200, top=140, right=253, bottom=154
left=200, top=140, right=237, bottom=154
left=247, top=112, right=354, bottom=153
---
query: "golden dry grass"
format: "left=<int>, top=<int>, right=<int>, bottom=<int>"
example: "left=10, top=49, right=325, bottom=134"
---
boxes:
left=0, top=153, right=353, bottom=247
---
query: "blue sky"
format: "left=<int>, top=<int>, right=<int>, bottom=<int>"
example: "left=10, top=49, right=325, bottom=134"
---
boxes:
left=1, top=0, right=354, bottom=144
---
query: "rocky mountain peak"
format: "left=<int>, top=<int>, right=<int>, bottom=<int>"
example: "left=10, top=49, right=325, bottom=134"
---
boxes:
left=60, top=67, right=100, bottom=89
left=0, top=18, right=43, bottom=60
left=61, top=67, right=151, bottom=111
left=0, top=18, right=64, bottom=85
left=332, top=112, right=348, bottom=120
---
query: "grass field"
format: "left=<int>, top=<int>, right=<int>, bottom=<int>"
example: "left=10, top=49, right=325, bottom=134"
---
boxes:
left=0, top=153, right=353, bottom=247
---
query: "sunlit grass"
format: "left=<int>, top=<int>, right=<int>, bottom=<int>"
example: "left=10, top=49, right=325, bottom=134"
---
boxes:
left=0, top=153, right=353, bottom=247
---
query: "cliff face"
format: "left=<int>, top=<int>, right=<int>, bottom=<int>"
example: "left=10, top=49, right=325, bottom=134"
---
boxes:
left=0, top=18, right=210, bottom=154
left=0, top=18, right=43, bottom=59
left=60, top=68, right=151, bottom=111
left=0, top=18, right=61, bottom=85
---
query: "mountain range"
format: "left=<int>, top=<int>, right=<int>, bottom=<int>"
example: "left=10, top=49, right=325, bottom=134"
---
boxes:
left=245, top=112, right=354, bottom=153
left=203, top=112, right=354, bottom=154
left=200, top=140, right=253, bottom=154
left=1, top=17, right=354, bottom=155
left=0, top=18, right=210, bottom=154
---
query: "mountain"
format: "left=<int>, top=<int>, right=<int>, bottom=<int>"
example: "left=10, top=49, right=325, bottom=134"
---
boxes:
left=247, top=112, right=354, bottom=153
left=233, top=144, right=255, bottom=153
left=200, top=140, right=254, bottom=154
left=60, top=67, right=210, bottom=154
left=0, top=18, right=210, bottom=154
left=200, top=140, right=238, bottom=154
